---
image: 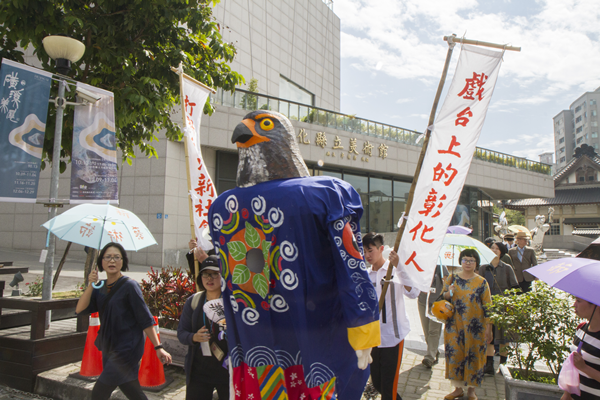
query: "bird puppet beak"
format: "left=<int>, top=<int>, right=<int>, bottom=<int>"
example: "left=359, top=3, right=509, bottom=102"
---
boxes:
left=231, top=118, right=271, bottom=148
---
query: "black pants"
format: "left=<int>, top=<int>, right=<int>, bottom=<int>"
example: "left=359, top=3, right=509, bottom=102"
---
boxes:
left=91, top=379, right=147, bottom=400
left=519, top=280, right=532, bottom=293
left=186, top=379, right=229, bottom=400
left=370, top=341, right=404, bottom=400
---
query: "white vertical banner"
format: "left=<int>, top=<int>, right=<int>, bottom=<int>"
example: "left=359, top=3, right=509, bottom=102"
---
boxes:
left=182, top=74, right=215, bottom=250
left=399, top=44, right=504, bottom=292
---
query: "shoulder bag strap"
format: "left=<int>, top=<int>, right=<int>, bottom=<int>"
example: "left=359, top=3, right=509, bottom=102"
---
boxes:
left=191, top=292, right=203, bottom=310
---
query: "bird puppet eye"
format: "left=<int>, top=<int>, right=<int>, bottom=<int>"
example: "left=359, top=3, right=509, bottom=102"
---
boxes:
left=259, top=118, right=275, bottom=131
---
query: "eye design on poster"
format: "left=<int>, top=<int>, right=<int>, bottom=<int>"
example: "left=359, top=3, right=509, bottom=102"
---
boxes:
left=0, top=59, right=52, bottom=203
left=70, top=83, right=118, bottom=203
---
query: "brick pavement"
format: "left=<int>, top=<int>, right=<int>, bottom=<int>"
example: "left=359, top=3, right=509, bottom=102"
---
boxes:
left=32, top=349, right=505, bottom=400
left=394, top=348, right=506, bottom=400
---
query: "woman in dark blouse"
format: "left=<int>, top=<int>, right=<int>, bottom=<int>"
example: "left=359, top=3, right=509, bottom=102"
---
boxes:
left=76, top=242, right=171, bottom=400
left=178, top=255, right=229, bottom=400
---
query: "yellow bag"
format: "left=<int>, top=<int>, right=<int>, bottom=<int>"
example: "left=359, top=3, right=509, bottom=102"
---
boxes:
left=431, top=300, right=455, bottom=321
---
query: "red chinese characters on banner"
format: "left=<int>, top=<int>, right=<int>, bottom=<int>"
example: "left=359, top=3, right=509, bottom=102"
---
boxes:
left=418, top=189, right=447, bottom=218
left=432, top=163, right=458, bottom=186
left=404, top=251, right=424, bottom=272
left=194, top=199, right=212, bottom=226
left=438, top=135, right=461, bottom=158
left=408, top=221, right=434, bottom=243
left=185, top=95, right=197, bottom=131
left=457, top=72, right=488, bottom=101
left=455, top=107, right=473, bottom=127
left=195, top=173, right=215, bottom=197
left=79, top=223, right=96, bottom=238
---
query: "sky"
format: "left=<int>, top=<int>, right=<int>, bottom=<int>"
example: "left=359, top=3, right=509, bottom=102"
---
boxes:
left=335, top=0, right=600, bottom=162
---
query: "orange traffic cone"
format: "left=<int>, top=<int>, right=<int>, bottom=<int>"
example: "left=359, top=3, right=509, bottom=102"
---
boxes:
left=138, top=316, right=173, bottom=391
left=70, top=312, right=103, bottom=381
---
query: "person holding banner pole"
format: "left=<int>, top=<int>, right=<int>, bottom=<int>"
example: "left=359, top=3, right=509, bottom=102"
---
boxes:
left=365, top=233, right=419, bottom=400
left=187, top=238, right=208, bottom=273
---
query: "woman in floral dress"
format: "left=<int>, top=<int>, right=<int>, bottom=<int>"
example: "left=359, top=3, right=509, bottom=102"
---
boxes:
left=441, top=249, right=492, bottom=400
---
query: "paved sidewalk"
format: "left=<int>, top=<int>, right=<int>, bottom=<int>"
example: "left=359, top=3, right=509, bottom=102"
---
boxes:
left=395, top=348, right=506, bottom=400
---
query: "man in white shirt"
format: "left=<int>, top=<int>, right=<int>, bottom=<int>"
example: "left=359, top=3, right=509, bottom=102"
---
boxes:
left=364, top=232, right=419, bottom=400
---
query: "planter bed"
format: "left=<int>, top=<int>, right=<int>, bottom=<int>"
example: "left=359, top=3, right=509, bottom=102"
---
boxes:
left=500, top=364, right=563, bottom=400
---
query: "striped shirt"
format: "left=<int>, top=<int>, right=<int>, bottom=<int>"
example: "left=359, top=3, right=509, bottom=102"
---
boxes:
left=572, top=323, right=600, bottom=400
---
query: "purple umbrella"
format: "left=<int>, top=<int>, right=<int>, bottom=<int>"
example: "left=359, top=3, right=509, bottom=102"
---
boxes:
left=528, top=257, right=600, bottom=306
left=446, top=225, right=472, bottom=235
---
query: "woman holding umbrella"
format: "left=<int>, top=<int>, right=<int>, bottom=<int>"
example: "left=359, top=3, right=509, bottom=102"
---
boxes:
left=76, top=242, right=172, bottom=400
left=526, top=257, right=600, bottom=400
left=442, top=249, right=492, bottom=400
left=561, top=298, right=600, bottom=400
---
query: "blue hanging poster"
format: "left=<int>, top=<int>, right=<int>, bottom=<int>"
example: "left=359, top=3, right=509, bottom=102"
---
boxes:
left=70, top=83, right=118, bottom=203
left=0, top=59, right=52, bottom=202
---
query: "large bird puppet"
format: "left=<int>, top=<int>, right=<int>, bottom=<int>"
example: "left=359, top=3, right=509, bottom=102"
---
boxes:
left=208, top=110, right=381, bottom=400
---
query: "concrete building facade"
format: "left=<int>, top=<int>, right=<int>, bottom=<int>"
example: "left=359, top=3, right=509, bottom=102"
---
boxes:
left=554, top=86, right=600, bottom=170
left=0, top=0, right=554, bottom=268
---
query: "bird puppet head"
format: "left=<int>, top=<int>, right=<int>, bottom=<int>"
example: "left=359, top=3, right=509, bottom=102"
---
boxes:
left=232, top=110, right=310, bottom=188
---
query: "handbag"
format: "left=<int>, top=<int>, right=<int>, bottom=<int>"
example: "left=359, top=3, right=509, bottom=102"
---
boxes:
left=429, top=273, right=455, bottom=323
left=558, top=343, right=582, bottom=396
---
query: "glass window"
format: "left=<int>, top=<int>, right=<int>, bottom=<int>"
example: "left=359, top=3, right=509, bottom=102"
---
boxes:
left=313, top=169, right=342, bottom=179
left=279, top=75, right=314, bottom=106
left=548, top=219, right=560, bottom=235
left=216, top=151, right=239, bottom=194
left=344, top=174, right=369, bottom=232
left=369, top=177, right=392, bottom=233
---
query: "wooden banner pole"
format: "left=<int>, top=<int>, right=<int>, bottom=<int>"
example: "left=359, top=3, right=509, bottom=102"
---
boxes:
left=443, top=36, right=521, bottom=52
left=378, top=36, right=458, bottom=312
left=173, top=63, right=201, bottom=282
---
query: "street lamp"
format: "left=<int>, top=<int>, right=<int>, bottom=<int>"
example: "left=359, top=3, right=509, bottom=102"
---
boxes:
left=40, top=36, right=85, bottom=306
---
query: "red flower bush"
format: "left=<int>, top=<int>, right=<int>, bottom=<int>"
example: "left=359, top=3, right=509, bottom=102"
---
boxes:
left=141, top=266, right=196, bottom=330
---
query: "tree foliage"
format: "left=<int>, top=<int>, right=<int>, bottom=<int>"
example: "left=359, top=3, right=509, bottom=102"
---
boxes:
left=0, top=0, right=244, bottom=165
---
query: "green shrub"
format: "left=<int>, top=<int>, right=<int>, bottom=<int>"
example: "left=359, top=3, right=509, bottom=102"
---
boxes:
left=489, top=281, right=580, bottom=381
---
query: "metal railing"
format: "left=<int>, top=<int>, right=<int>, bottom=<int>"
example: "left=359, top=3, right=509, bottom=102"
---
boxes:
left=211, top=88, right=553, bottom=175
